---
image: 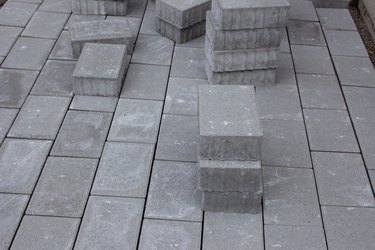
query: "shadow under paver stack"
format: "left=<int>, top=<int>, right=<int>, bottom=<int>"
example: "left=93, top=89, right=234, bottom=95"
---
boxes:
left=205, top=0, right=290, bottom=85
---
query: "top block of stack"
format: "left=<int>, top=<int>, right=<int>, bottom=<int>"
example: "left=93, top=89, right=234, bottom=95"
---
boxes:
left=211, top=0, right=290, bottom=30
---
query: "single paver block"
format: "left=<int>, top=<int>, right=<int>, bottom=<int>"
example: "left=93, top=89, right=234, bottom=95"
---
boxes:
left=73, top=43, right=128, bottom=97
left=280, top=28, right=290, bottom=53
left=49, top=31, right=74, bottom=61
left=140, top=0, right=161, bottom=36
left=355, top=122, right=375, bottom=169
left=65, top=14, right=106, bottom=30
left=155, top=0, right=211, bottom=28
left=70, top=19, right=134, bottom=59
left=275, top=52, right=296, bottom=85
left=39, top=0, right=72, bottom=13
left=313, top=0, right=350, bottom=8
left=70, top=95, right=118, bottom=112
left=344, top=86, right=375, bottom=125
left=0, top=139, right=52, bottom=194
left=72, top=0, right=128, bottom=16
left=288, top=0, right=318, bottom=21
left=171, top=46, right=207, bottom=79
left=92, top=142, right=154, bottom=198
left=0, top=109, right=18, bottom=144
left=317, top=8, right=356, bottom=30
left=74, top=196, right=143, bottom=250
left=287, top=20, right=326, bottom=46
left=211, top=0, right=290, bottom=30
left=11, top=216, right=80, bottom=250
left=199, top=85, right=263, bottom=161
left=27, top=157, right=98, bottom=217
left=0, top=2, right=38, bottom=27
left=0, top=26, right=22, bottom=57
left=325, top=30, right=368, bottom=57
left=107, top=15, right=142, bottom=36
left=51, top=110, right=112, bottom=158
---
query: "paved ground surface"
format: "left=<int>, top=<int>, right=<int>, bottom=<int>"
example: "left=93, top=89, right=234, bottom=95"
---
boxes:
left=0, top=0, right=375, bottom=249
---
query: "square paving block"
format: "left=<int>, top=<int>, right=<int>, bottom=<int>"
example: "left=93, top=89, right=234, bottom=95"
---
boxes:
left=2, top=37, right=55, bottom=71
left=8, top=96, right=70, bottom=140
left=73, top=43, right=128, bottom=97
left=73, top=0, right=128, bottom=16
left=51, top=110, right=112, bottom=158
left=304, top=109, right=359, bottom=152
left=322, top=206, right=375, bottom=250
left=261, top=119, right=312, bottom=168
left=11, top=216, right=80, bottom=250
left=287, top=20, right=326, bottom=46
left=39, top=0, right=72, bottom=13
left=325, top=30, right=368, bottom=57
left=145, top=160, right=202, bottom=222
left=0, top=139, right=52, bottom=194
left=275, top=53, right=296, bottom=85
left=0, top=194, right=28, bottom=250
left=171, top=46, right=207, bottom=79
left=27, top=157, right=98, bottom=217
left=139, top=219, right=201, bottom=250
left=0, top=26, right=22, bottom=57
left=354, top=122, right=375, bottom=170
left=121, top=64, right=169, bottom=101
left=199, top=85, right=262, bottom=161
left=92, top=142, right=154, bottom=198
left=65, top=14, right=106, bottom=30
left=344, top=86, right=375, bottom=124
left=312, top=152, right=375, bottom=207
left=70, top=95, right=118, bottom=112
left=0, top=109, right=18, bottom=144
left=22, top=11, right=69, bottom=39
left=288, top=0, right=318, bottom=21
left=0, top=2, right=38, bottom=27
left=49, top=31, right=74, bottom=61
left=263, top=166, right=322, bottom=226
left=108, top=99, right=163, bottom=143
left=31, top=60, right=76, bottom=97
left=317, top=8, right=357, bottom=30
left=0, top=69, right=38, bottom=108
left=74, top=196, right=143, bottom=250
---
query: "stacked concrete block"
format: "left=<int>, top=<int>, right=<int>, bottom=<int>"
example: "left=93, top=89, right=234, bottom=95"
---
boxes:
left=155, top=0, right=211, bottom=43
left=198, top=85, right=263, bottom=213
left=205, top=0, right=290, bottom=85
left=72, top=0, right=128, bottom=16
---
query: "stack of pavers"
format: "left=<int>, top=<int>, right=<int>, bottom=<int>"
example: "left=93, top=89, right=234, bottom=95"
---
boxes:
left=205, top=0, right=290, bottom=85
left=198, top=85, right=263, bottom=213
left=155, top=0, right=211, bottom=43
left=72, top=0, right=128, bottom=15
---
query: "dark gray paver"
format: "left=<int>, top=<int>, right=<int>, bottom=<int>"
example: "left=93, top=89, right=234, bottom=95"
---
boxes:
left=51, top=110, right=112, bottom=158
left=140, top=0, right=159, bottom=36
left=325, top=30, right=368, bottom=57
left=288, top=20, right=326, bottom=46
left=261, top=119, right=312, bottom=168
left=0, top=194, right=28, bottom=250
left=11, top=216, right=80, bottom=250
left=354, top=122, right=375, bottom=169
left=0, top=26, right=22, bottom=57
left=65, top=14, right=106, bottom=30
left=263, top=166, right=322, bottom=226
left=108, top=98, right=163, bottom=143
left=312, top=152, right=375, bottom=207
left=179, top=36, right=205, bottom=48
left=2, top=37, right=54, bottom=71
left=280, top=28, right=290, bottom=53
left=127, top=0, right=148, bottom=17
left=0, top=108, right=18, bottom=143
left=145, top=160, right=202, bottom=222
left=49, top=31, right=74, bottom=61
left=203, top=212, right=263, bottom=250
left=139, top=219, right=201, bottom=250
left=297, top=74, right=346, bottom=110
left=156, top=114, right=199, bottom=162
left=74, top=196, right=144, bottom=250
left=275, top=53, right=296, bottom=85
left=0, top=2, right=38, bottom=27
left=322, top=206, right=375, bottom=250
left=0, top=69, right=38, bottom=108
left=171, top=46, right=207, bottom=79
left=70, top=96, right=118, bottom=113
left=291, top=45, right=335, bottom=75
left=8, top=96, right=70, bottom=140
left=92, top=142, right=154, bottom=198
left=0, top=139, right=52, bottom=194
left=288, top=0, right=318, bottom=21
left=333, top=56, right=375, bottom=87
left=39, top=0, right=72, bottom=13
left=265, top=225, right=327, bottom=250
left=121, top=63, right=169, bottom=100
left=22, top=11, right=69, bottom=39
left=131, top=34, right=174, bottom=66
left=304, top=109, right=359, bottom=152
left=31, top=60, right=75, bottom=97
left=343, top=86, right=375, bottom=124
left=317, top=8, right=357, bottom=30
left=27, top=157, right=98, bottom=217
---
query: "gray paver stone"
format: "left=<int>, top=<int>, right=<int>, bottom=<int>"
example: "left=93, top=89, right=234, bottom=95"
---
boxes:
left=171, top=46, right=207, bottom=79
left=49, top=31, right=74, bottom=60
left=288, top=0, right=318, bottom=21
left=72, top=0, right=128, bottom=16
left=0, top=2, right=38, bottom=27
left=39, top=0, right=72, bottom=13
left=325, top=30, right=368, bottom=57
left=65, top=14, right=106, bottom=30
left=0, top=26, right=22, bottom=57
left=287, top=20, right=326, bottom=46
left=275, top=53, right=296, bottom=85
left=354, top=122, right=375, bottom=169
left=317, top=8, right=356, bottom=30
left=70, top=95, right=118, bottom=112
left=343, top=86, right=375, bottom=124
left=0, top=109, right=18, bottom=144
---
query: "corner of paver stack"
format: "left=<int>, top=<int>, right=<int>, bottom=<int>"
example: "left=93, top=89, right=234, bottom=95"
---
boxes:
left=72, top=0, right=128, bottom=15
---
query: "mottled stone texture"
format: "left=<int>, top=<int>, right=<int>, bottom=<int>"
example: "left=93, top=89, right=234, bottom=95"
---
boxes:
left=72, top=0, right=128, bottom=16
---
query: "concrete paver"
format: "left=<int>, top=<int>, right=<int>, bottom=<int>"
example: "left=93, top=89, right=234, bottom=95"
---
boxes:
left=0, top=26, right=22, bottom=57
left=0, top=2, right=38, bottom=27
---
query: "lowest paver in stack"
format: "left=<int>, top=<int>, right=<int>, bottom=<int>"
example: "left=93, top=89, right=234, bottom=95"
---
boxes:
left=205, top=0, right=290, bottom=85
left=72, top=0, right=128, bottom=15
left=198, top=85, right=263, bottom=213
left=155, top=0, right=211, bottom=43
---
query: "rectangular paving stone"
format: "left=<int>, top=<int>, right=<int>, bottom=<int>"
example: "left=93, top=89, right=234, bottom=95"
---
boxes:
left=304, top=109, right=359, bottom=152
left=106, top=16, right=142, bottom=35
left=354, top=122, right=375, bottom=169
left=22, top=11, right=69, bottom=39
left=280, top=28, right=290, bottom=53
left=70, top=95, right=118, bottom=112
left=263, top=166, right=322, bottom=226
left=65, top=14, right=106, bottom=30
left=0, top=109, right=18, bottom=144
left=199, top=85, right=262, bottom=161
left=51, top=110, right=112, bottom=158
left=127, top=0, right=147, bottom=17
left=8, top=96, right=70, bottom=140
left=0, top=2, right=38, bottom=27
left=313, top=0, right=350, bottom=8
left=92, top=142, right=154, bottom=198
left=139, top=219, right=201, bottom=250
left=325, top=30, right=368, bottom=57
left=275, top=53, right=296, bottom=85
left=140, top=0, right=161, bottom=36
left=0, top=194, right=28, bottom=250
left=0, top=69, right=38, bottom=108
left=287, top=20, right=326, bottom=46
left=288, top=0, right=319, bottom=21
left=73, top=43, right=128, bottom=97
left=27, top=157, right=97, bottom=217
left=74, top=196, right=143, bottom=250
left=0, top=26, right=22, bottom=57
left=2, top=37, right=55, bottom=71
left=344, top=86, right=375, bottom=125
left=72, top=0, right=128, bottom=16
left=49, top=31, right=74, bottom=60
left=39, top=0, right=72, bottom=13
left=0, top=139, right=52, bottom=194
left=317, top=8, right=357, bottom=30
left=121, top=63, right=169, bottom=101
left=11, top=216, right=80, bottom=250
left=145, top=160, right=202, bottom=222
left=297, top=74, right=346, bottom=110
left=312, top=152, right=375, bottom=207
left=171, top=46, right=207, bottom=79
left=108, top=98, right=163, bottom=143
left=203, top=212, right=263, bottom=250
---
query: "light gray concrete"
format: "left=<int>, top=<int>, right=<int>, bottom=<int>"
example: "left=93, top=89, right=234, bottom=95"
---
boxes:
left=0, top=26, right=22, bottom=57
left=317, top=8, right=356, bottom=30
left=287, top=20, right=326, bottom=46
left=0, top=2, right=38, bottom=27
left=70, top=96, right=118, bottom=112
left=171, top=46, right=207, bottom=79
left=0, top=109, right=18, bottom=144
left=49, top=31, right=74, bottom=61
left=72, top=0, right=128, bottom=16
